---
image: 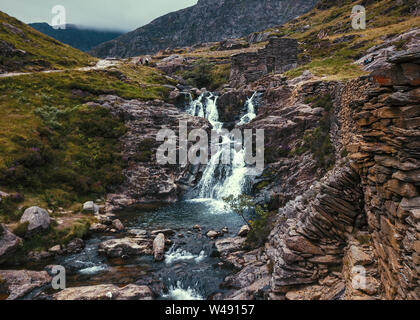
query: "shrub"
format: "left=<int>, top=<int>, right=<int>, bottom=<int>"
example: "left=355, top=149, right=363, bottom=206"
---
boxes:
left=224, top=194, right=276, bottom=249
left=12, top=221, right=29, bottom=238
left=0, top=198, right=21, bottom=223
left=42, top=189, right=75, bottom=210
left=63, top=219, right=91, bottom=242
left=181, top=59, right=230, bottom=91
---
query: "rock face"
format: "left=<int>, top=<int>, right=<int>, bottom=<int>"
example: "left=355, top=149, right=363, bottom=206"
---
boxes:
left=0, top=224, right=22, bottom=264
left=267, top=162, right=365, bottom=296
left=90, top=95, right=210, bottom=212
left=53, top=284, right=153, bottom=300
left=19, top=206, right=50, bottom=234
left=90, top=0, right=318, bottom=57
left=0, top=270, right=51, bottom=300
left=220, top=50, right=420, bottom=300
left=339, top=50, right=420, bottom=299
left=230, top=37, right=298, bottom=87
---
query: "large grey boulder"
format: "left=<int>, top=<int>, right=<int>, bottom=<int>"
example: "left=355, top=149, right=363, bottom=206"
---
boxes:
left=19, top=206, right=50, bottom=234
left=0, top=224, right=22, bottom=264
left=82, top=201, right=99, bottom=214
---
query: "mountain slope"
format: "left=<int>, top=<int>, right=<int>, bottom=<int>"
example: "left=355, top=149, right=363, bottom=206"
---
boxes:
left=29, top=23, right=124, bottom=52
left=90, top=0, right=318, bottom=58
left=0, top=11, right=95, bottom=73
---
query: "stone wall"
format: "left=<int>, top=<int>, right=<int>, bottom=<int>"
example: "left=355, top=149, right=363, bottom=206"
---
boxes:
left=229, top=37, right=298, bottom=87
left=343, top=51, right=420, bottom=299
left=267, top=50, right=420, bottom=300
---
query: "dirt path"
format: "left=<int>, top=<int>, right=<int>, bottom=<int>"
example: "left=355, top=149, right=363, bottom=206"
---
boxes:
left=0, top=59, right=120, bottom=79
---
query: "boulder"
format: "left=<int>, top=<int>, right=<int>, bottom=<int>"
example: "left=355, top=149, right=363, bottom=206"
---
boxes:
left=48, top=245, right=62, bottom=254
left=82, top=201, right=99, bottom=214
left=237, top=225, right=250, bottom=237
left=19, top=206, right=50, bottom=234
left=28, top=250, right=51, bottom=262
left=206, top=230, right=221, bottom=239
left=112, top=219, right=124, bottom=231
left=89, top=223, right=108, bottom=233
left=96, top=214, right=113, bottom=225
left=127, top=229, right=148, bottom=238
left=215, top=237, right=246, bottom=256
left=0, top=224, right=22, bottom=264
left=153, top=233, right=165, bottom=261
left=98, top=238, right=152, bottom=258
left=53, top=284, right=153, bottom=300
left=65, top=238, right=84, bottom=254
left=0, top=270, right=51, bottom=300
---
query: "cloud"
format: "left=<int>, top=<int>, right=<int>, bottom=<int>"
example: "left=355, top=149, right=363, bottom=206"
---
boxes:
left=0, top=0, right=197, bottom=31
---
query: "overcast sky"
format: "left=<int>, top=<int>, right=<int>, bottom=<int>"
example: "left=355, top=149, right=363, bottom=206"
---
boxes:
left=0, top=0, right=198, bottom=31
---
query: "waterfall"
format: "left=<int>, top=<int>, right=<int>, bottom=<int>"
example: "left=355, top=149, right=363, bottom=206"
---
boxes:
left=185, top=92, right=259, bottom=200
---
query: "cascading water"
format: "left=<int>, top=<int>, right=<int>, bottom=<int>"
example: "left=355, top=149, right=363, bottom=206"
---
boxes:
left=186, top=91, right=260, bottom=201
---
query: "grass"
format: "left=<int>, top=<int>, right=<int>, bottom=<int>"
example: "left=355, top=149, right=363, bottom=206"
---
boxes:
left=0, top=64, right=174, bottom=220
left=177, top=59, right=230, bottom=90
left=17, top=217, right=93, bottom=253
left=269, top=0, right=420, bottom=80
left=0, top=11, right=96, bottom=73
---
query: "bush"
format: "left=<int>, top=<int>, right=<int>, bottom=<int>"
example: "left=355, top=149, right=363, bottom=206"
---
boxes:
left=224, top=194, right=276, bottom=249
left=181, top=59, right=230, bottom=91
left=63, top=219, right=91, bottom=242
left=0, top=198, right=21, bottom=223
left=42, top=189, right=75, bottom=210
left=12, top=221, right=29, bottom=238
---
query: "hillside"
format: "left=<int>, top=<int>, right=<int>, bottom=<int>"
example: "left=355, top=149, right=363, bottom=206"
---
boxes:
left=29, top=23, right=124, bottom=52
left=0, top=11, right=95, bottom=73
left=90, top=0, right=318, bottom=58
left=158, top=0, right=419, bottom=84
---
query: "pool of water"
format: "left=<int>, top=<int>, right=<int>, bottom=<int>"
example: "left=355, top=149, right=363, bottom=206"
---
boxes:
left=53, top=199, right=250, bottom=300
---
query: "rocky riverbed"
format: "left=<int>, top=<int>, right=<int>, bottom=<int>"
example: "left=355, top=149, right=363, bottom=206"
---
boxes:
left=0, top=199, right=255, bottom=300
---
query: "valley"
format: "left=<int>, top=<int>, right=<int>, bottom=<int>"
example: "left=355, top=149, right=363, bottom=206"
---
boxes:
left=0, top=0, right=420, bottom=301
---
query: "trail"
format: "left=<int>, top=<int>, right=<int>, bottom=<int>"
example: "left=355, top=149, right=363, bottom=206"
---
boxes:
left=0, top=59, right=119, bottom=79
